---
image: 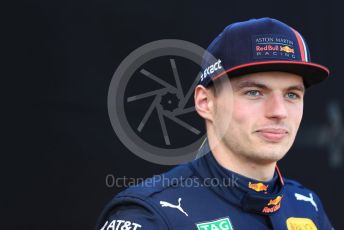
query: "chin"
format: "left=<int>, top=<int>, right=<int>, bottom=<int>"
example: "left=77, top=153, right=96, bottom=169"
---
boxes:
left=248, top=146, right=288, bottom=164
left=248, top=155, right=284, bottom=165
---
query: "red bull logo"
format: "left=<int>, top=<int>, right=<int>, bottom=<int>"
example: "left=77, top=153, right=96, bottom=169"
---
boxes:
left=280, top=45, right=295, bottom=53
left=254, top=35, right=297, bottom=60
left=248, top=182, right=269, bottom=192
left=268, top=195, right=282, bottom=206
left=256, top=45, right=279, bottom=52
left=262, top=195, right=283, bottom=214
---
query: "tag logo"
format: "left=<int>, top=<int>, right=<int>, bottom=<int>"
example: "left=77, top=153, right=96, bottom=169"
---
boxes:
left=160, top=198, right=188, bottom=216
left=196, top=217, right=233, bottom=230
left=295, top=193, right=318, bottom=211
left=286, top=217, right=318, bottom=230
left=200, top=59, right=222, bottom=82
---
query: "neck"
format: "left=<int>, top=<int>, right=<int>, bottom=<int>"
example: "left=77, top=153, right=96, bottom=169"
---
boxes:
left=207, top=134, right=276, bottom=182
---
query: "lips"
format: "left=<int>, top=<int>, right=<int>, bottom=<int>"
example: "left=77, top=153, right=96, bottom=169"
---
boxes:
left=255, top=128, right=288, bottom=142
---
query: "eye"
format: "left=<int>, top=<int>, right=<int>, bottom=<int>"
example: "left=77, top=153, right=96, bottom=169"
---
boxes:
left=286, top=92, right=300, bottom=99
left=246, top=90, right=261, bottom=97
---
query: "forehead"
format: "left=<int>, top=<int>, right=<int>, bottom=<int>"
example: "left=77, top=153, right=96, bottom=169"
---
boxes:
left=230, top=71, right=304, bottom=90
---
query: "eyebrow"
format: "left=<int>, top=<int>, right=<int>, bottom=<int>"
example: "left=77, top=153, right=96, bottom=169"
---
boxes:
left=234, top=81, right=305, bottom=93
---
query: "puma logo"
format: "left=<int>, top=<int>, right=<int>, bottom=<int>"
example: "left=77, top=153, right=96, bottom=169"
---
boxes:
left=160, top=198, right=188, bottom=216
left=294, top=192, right=318, bottom=211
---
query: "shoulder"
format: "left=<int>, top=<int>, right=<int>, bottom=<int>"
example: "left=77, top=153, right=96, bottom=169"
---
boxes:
left=95, top=163, right=196, bottom=230
left=117, top=162, right=195, bottom=200
left=283, top=178, right=318, bottom=196
left=283, top=178, right=308, bottom=190
left=283, top=178, right=334, bottom=229
left=283, top=177, right=322, bottom=203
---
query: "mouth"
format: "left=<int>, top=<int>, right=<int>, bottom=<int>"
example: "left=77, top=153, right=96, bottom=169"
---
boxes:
left=255, top=128, right=288, bottom=143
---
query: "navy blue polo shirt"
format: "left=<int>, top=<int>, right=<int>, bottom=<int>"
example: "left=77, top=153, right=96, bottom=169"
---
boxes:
left=95, top=151, right=333, bottom=230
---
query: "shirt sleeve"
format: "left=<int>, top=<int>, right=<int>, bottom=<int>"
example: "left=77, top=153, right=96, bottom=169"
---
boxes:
left=320, top=212, right=334, bottom=230
left=95, top=197, right=170, bottom=230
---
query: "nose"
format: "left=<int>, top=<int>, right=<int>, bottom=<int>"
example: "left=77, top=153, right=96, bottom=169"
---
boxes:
left=265, top=92, right=288, bottom=120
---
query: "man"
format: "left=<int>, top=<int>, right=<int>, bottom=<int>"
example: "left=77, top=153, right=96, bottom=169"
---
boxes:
left=96, top=18, right=334, bottom=229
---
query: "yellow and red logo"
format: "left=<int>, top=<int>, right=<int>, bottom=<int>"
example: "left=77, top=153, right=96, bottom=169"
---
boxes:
left=262, top=195, right=283, bottom=214
left=280, top=45, right=295, bottom=53
left=286, top=217, right=318, bottom=230
left=248, top=182, right=269, bottom=192
left=268, top=195, right=282, bottom=206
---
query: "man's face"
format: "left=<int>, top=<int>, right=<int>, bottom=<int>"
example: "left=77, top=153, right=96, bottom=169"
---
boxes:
left=211, top=71, right=305, bottom=164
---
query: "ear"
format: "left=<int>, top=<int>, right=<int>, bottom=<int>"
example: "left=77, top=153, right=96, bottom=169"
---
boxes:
left=194, top=85, right=214, bottom=122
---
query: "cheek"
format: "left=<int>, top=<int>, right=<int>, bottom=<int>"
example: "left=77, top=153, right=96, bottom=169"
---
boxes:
left=231, top=100, right=257, bottom=129
left=289, top=103, right=303, bottom=128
